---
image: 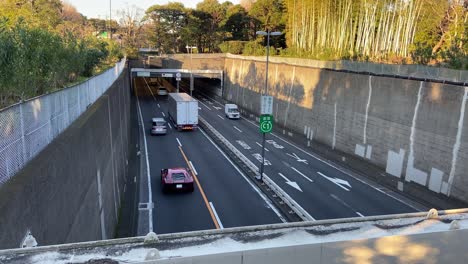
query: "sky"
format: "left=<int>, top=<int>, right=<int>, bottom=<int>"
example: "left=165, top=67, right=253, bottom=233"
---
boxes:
left=65, top=0, right=240, bottom=19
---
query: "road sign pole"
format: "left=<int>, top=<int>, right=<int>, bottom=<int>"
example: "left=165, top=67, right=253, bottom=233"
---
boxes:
left=177, top=80, right=179, bottom=93
left=259, top=132, right=266, bottom=181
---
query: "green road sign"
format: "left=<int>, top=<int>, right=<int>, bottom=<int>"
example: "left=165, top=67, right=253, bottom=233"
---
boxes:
left=260, top=114, right=273, bottom=133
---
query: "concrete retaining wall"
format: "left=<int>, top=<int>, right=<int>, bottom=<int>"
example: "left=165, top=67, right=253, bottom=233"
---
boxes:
left=0, top=65, right=130, bottom=249
left=223, top=57, right=468, bottom=203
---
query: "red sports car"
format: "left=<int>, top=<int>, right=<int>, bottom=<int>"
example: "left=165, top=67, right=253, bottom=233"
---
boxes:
left=161, top=168, right=194, bottom=193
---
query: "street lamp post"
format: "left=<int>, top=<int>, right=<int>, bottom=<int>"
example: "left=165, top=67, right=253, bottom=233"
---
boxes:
left=256, top=30, right=282, bottom=181
left=186, top=45, right=197, bottom=96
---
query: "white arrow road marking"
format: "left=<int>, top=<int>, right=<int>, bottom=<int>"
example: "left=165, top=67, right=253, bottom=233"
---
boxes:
left=208, top=101, right=213, bottom=105
left=255, top=142, right=269, bottom=151
left=198, top=100, right=212, bottom=110
left=252, top=153, right=271, bottom=165
left=318, top=172, right=351, bottom=191
left=233, top=126, right=243, bottom=133
left=217, top=114, right=225, bottom=120
left=213, top=106, right=222, bottom=110
left=291, top=167, right=314, bottom=182
left=286, top=153, right=308, bottom=164
left=278, top=173, right=302, bottom=192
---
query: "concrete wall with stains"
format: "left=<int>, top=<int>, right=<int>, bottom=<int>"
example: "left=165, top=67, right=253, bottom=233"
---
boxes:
left=223, top=56, right=468, bottom=202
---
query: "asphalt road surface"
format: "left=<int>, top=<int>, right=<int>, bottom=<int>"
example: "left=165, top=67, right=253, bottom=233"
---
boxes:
left=192, top=89, right=422, bottom=220
left=134, top=77, right=284, bottom=235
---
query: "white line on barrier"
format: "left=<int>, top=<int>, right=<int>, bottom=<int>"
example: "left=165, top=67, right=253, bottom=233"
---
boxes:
left=189, top=161, right=198, bottom=175
left=199, top=128, right=287, bottom=223
left=136, top=96, right=153, bottom=233
left=176, top=138, right=182, bottom=147
left=209, top=202, right=224, bottom=229
left=291, top=167, right=314, bottom=182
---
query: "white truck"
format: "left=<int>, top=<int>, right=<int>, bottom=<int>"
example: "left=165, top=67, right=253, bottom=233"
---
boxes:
left=168, top=93, right=198, bottom=131
left=225, top=104, right=240, bottom=119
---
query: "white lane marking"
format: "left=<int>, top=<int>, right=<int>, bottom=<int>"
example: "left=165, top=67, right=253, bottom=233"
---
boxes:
left=176, top=138, right=182, bottom=147
left=291, top=167, right=314, bottom=182
left=209, top=202, right=224, bottom=229
left=213, top=106, right=222, bottom=110
left=189, top=161, right=198, bottom=176
left=236, top=140, right=251, bottom=150
left=199, top=128, right=286, bottom=223
left=286, top=152, right=308, bottom=164
left=217, top=114, right=225, bottom=120
left=168, top=122, right=172, bottom=129
left=136, top=96, right=153, bottom=233
left=198, top=107, right=201, bottom=110
left=233, top=126, right=243, bottom=133
left=157, top=104, right=160, bottom=108
left=255, top=142, right=269, bottom=151
left=198, top=100, right=212, bottom=110
left=330, top=194, right=362, bottom=216
left=208, top=101, right=213, bottom=105
left=278, top=173, right=303, bottom=192
left=318, top=172, right=351, bottom=191
left=238, top=115, right=421, bottom=211
left=161, top=112, right=165, bottom=117
left=134, top=176, right=136, bottom=183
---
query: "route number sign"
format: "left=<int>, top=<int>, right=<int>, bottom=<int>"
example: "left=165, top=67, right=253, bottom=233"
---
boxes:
left=175, top=72, right=182, bottom=81
left=260, top=114, right=273, bottom=133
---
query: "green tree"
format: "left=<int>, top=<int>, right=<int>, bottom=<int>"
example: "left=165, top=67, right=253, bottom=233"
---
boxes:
left=147, top=2, right=187, bottom=54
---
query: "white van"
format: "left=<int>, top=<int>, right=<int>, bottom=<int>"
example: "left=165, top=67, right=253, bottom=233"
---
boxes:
left=225, top=104, right=240, bottom=119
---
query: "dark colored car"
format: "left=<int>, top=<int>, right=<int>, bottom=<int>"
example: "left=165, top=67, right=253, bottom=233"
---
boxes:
left=161, top=168, right=194, bottom=193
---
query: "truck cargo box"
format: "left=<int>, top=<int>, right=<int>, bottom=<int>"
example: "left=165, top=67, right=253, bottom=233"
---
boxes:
left=168, top=93, right=198, bottom=131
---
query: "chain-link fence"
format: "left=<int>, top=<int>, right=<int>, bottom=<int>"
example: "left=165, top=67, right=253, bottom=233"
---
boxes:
left=0, top=59, right=126, bottom=185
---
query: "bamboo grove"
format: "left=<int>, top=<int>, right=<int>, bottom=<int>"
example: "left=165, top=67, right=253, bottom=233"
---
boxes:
left=283, top=0, right=467, bottom=62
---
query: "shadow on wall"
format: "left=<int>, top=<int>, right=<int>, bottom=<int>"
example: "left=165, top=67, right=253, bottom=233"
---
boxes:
left=224, top=57, right=468, bottom=204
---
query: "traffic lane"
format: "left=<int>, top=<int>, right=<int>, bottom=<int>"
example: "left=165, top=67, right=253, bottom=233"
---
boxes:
left=143, top=87, right=281, bottom=230
left=137, top=88, right=216, bottom=234
left=197, top=111, right=357, bottom=219
left=197, top=97, right=418, bottom=216
left=176, top=128, right=283, bottom=228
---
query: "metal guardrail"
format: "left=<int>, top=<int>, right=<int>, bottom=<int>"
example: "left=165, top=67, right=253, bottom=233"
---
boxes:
left=199, top=116, right=314, bottom=221
left=0, top=59, right=126, bottom=185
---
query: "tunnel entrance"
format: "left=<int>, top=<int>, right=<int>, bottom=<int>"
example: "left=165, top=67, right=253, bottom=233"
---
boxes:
left=130, top=68, right=223, bottom=97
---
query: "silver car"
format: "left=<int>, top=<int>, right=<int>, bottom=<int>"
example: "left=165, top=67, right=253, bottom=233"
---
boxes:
left=151, top=118, right=167, bottom=135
